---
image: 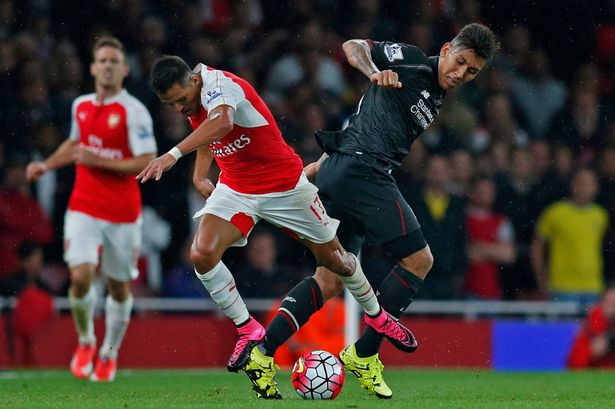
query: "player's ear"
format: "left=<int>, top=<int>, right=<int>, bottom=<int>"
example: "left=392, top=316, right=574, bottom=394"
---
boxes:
left=191, top=73, right=202, bottom=87
left=440, top=42, right=452, bottom=58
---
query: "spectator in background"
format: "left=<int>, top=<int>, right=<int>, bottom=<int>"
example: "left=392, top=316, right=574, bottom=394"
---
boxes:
left=137, top=206, right=171, bottom=295
left=510, top=48, right=567, bottom=139
left=8, top=241, right=54, bottom=366
left=406, top=155, right=467, bottom=299
left=532, top=168, right=608, bottom=305
left=265, top=20, right=346, bottom=102
left=496, top=24, right=531, bottom=76
left=0, top=158, right=54, bottom=287
left=234, top=229, right=299, bottom=298
left=0, top=241, right=50, bottom=297
left=495, top=148, right=540, bottom=299
left=568, top=285, right=615, bottom=369
left=447, top=148, right=474, bottom=197
left=549, top=85, right=611, bottom=164
left=464, top=176, right=516, bottom=299
left=597, top=146, right=615, bottom=284
left=469, top=92, right=528, bottom=153
left=163, top=237, right=207, bottom=298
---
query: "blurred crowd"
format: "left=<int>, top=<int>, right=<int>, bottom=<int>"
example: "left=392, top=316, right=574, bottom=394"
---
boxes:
left=1, top=0, right=615, bottom=302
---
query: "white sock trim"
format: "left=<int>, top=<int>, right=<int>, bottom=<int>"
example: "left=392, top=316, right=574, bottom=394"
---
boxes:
left=195, top=261, right=249, bottom=325
left=338, top=253, right=380, bottom=315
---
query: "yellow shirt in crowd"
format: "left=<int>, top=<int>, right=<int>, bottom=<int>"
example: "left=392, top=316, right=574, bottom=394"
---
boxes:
left=537, top=201, right=609, bottom=294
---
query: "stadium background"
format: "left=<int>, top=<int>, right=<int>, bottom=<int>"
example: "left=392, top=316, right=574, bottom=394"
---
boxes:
left=1, top=0, right=615, bottom=371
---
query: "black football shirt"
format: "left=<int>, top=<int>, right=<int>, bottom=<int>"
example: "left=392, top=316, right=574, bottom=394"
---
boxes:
left=315, top=41, right=446, bottom=168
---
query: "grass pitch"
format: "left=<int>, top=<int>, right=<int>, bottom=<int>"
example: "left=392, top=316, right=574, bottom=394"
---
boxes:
left=1, top=368, right=614, bottom=408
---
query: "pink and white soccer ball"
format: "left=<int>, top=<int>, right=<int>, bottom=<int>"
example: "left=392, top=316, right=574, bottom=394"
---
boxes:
left=291, top=350, right=345, bottom=400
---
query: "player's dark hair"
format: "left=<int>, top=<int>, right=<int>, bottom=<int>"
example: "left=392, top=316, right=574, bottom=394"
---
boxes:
left=150, top=55, right=192, bottom=95
left=452, top=23, right=499, bottom=60
left=92, top=36, right=126, bottom=58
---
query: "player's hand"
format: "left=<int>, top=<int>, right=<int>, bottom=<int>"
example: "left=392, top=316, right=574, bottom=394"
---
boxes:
left=591, top=335, right=609, bottom=358
left=25, top=162, right=48, bottom=182
left=304, top=162, right=320, bottom=183
left=73, top=147, right=101, bottom=167
left=194, top=178, right=215, bottom=198
left=136, top=153, right=177, bottom=183
left=370, top=70, right=402, bottom=89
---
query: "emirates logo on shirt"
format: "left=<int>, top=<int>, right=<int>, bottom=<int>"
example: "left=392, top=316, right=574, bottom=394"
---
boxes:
left=209, top=135, right=251, bottom=157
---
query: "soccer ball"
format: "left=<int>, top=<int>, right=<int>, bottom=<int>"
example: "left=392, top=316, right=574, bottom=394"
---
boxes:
left=291, top=350, right=345, bottom=400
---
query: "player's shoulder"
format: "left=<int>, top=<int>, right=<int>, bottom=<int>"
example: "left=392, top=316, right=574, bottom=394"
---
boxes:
left=546, top=200, right=569, bottom=214
left=117, top=90, right=152, bottom=117
left=373, top=40, right=429, bottom=65
left=73, top=92, right=96, bottom=107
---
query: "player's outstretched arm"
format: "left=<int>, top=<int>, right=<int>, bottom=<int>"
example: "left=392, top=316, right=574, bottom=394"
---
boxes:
left=73, top=150, right=156, bottom=175
left=26, top=139, right=78, bottom=182
left=137, top=105, right=234, bottom=183
left=342, top=39, right=401, bottom=89
left=177, top=104, right=235, bottom=155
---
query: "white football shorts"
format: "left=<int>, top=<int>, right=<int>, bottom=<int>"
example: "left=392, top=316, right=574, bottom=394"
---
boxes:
left=63, top=210, right=142, bottom=281
left=193, top=174, right=339, bottom=247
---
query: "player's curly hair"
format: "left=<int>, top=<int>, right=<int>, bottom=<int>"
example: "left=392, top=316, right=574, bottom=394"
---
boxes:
left=150, top=55, right=193, bottom=95
left=452, top=23, right=500, bottom=61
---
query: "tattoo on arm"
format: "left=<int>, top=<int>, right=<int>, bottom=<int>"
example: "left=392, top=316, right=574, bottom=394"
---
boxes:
left=344, top=40, right=380, bottom=79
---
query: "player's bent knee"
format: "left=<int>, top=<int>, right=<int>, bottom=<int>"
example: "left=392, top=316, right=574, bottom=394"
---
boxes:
left=107, top=278, right=131, bottom=302
left=190, top=243, right=221, bottom=272
left=399, top=246, right=433, bottom=279
left=70, top=265, right=94, bottom=296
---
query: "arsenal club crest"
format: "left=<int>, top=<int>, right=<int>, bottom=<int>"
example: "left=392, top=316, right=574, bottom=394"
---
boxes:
left=107, top=113, right=121, bottom=129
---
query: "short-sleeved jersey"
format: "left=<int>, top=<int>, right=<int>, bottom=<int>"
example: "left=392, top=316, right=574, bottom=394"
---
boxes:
left=68, top=90, right=157, bottom=223
left=186, top=64, right=304, bottom=194
left=315, top=41, right=445, bottom=168
left=536, top=201, right=609, bottom=293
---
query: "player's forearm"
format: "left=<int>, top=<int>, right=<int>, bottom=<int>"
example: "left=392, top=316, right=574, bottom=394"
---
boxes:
left=193, top=147, right=214, bottom=185
left=482, top=242, right=516, bottom=263
left=44, top=139, right=77, bottom=170
left=95, top=154, right=156, bottom=174
left=342, top=40, right=380, bottom=79
left=175, top=113, right=233, bottom=156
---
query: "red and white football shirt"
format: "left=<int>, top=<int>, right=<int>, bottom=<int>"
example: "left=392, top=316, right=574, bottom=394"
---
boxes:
left=68, top=89, right=157, bottom=223
left=187, top=64, right=304, bottom=194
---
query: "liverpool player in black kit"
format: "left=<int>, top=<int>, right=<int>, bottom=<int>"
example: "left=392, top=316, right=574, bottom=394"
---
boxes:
left=242, top=23, right=499, bottom=399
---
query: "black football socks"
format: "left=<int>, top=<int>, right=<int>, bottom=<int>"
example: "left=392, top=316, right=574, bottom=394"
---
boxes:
left=260, top=277, right=324, bottom=356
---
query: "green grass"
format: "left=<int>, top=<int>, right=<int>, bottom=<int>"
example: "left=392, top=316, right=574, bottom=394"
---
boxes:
left=1, top=369, right=614, bottom=408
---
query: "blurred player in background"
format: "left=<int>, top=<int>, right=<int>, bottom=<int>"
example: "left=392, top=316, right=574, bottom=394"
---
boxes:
left=26, top=37, right=157, bottom=382
left=568, top=284, right=615, bottom=368
left=140, top=55, right=417, bottom=398
left=257, top=23, right=499, bottom=399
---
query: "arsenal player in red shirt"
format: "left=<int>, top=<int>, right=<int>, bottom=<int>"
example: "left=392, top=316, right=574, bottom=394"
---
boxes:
left=26, top=37, right=157, bottom=382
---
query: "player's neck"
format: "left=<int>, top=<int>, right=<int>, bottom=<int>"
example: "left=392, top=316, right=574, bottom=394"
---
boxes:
left=95, top=85, right=123, bottom=103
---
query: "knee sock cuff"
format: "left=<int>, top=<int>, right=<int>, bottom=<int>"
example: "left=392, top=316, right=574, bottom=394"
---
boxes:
left=194, top=260, right=224, bottom=281
left=68, top=286, right=96, bottom=308
left=392, top=264, right=424, bottom=291
left=106, top=294, right=133, bottom=321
